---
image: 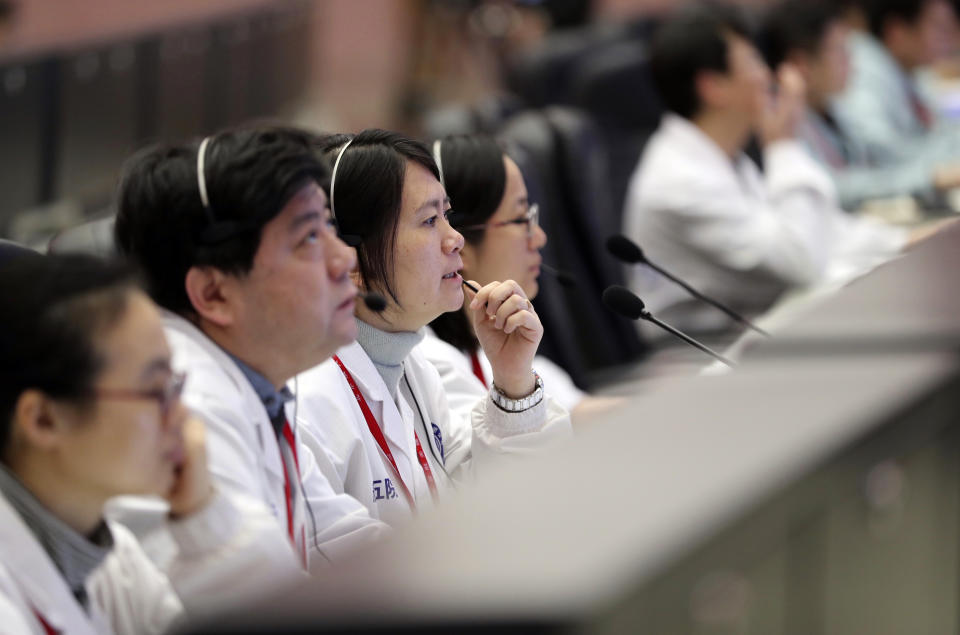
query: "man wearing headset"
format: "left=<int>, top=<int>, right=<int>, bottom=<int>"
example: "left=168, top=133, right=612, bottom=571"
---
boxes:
left=114, top=126, right=389, bottom=575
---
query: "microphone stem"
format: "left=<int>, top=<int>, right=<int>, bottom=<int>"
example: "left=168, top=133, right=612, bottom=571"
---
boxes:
left=644, top=260, right=770, bottom=337
left=641, top=312, right=737, bottom=368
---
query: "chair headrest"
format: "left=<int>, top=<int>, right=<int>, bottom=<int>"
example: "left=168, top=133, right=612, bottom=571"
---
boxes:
left=47, top=216, right=116, bottom=257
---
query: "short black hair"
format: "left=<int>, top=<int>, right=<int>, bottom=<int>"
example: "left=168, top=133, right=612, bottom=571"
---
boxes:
left=0, top=254, right=138, bottom=456
left=762, top=0, right=843, bottom=69
left=650, top=3, right=754, bottom=119
left=863, top=0, right=943, bottom=38
left=429, top=134, right=508, bottom=352
left=437, top=134, right=507, bottom=243
left=317, top=129, right=440, bottom=305
left=115, top=125, right=331, bottom=316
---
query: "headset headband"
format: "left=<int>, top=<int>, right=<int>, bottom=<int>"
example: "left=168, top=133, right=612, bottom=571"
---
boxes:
left=329, top=138, right=353, bottom=222
left=196, top=136, right=213, bottom=209
left=431, top=139, right=444, bottom=188
left=328, top=138, right=362, bottom=246
left=194, top=135, right=252, bottom=244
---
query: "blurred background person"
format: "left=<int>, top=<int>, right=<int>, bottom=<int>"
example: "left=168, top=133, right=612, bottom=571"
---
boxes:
left=622, top=3, right=907, bottom=335
left=762, top=0, right=960, bottom=210
left=832, top=0, right=960, bottom=168
left=114, top=127, right=389, bottom=568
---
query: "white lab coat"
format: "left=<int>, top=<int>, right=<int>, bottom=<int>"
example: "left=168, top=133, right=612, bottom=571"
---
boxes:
left=161, top=313, right=389, bottom=570
left=417, top=328, right=585, bottom=417
left=105, top=490, right=304, bottom=617
left=0, top=490, right=181, bottom=635
left=295, top=340, right=572, bottom=527
left=623, top=114, right=906, bottom=332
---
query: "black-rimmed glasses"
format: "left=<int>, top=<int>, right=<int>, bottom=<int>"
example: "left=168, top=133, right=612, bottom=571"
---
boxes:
left=95, top=371, right=187, bottom=419
left=456, top=203, right=540, bottom=239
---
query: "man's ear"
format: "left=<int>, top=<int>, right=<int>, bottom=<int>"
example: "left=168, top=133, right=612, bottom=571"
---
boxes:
left=10, top=390, right=66, bottom=453
left=184, top=266, right=236, bottom=327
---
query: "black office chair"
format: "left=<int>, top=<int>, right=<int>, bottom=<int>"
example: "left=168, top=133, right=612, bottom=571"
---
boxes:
left=0, top=238, right=39, bottom=266
left=422, top=95, right=526, bottom=140
left=569, top=41, right=663, bottom=218
left=541, top=107, right=648, bottom=371
left=47, top=214, right=116, bottom=258
left=498, top=108, right=647, bottom=388
left=504, top=21, right=638, bottom=108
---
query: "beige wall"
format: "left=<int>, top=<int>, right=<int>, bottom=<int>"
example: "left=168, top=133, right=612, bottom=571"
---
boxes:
left=307, top=0, right=418, bottom=133
left=594, top=0, right=775, bottom=19
left=0, top=0, right=274, bottom=59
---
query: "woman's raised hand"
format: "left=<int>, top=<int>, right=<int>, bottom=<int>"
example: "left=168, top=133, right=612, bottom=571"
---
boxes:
left=465, top=279, right=542, bottom=398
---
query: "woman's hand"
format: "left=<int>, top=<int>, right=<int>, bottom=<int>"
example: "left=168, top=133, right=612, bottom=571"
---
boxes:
left=466, top=279, right=542, bottom=398
left=166, top=416, right=215, bottom=518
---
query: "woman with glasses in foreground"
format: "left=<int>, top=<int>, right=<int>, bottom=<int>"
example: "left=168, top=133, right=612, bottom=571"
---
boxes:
left=0, top=254, right=300, bottom=633
left=421, top=135, right=623, bottom=424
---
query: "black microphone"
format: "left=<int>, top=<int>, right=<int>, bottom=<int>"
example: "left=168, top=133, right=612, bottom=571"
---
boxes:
left=542, top=263, right=577, bottom=289
left=606, top=234, right=770, bottom=337
left=602, top=285, right=736, bottom=368
left=360, top=292, right=387, bottom=312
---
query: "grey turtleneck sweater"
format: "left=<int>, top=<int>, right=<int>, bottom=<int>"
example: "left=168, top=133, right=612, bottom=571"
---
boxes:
left=354, top=318, right=426, bottom=404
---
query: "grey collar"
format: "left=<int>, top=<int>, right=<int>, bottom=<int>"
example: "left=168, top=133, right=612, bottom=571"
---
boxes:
left=354, top=318, right=425, bottom=401
left=0, top=463, right=113, bottom=611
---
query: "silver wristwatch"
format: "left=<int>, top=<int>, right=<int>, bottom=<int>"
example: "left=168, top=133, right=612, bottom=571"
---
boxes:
left=491, top=371, right=544, bottom=413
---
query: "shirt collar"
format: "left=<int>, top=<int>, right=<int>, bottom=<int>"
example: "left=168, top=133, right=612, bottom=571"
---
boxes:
left=0, top=464, right=113, bottom=610
left=226, top=353, right=295, bottom=428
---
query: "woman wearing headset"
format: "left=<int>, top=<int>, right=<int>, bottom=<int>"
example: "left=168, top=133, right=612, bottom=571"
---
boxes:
left=296, top=129, right=571, bottom=527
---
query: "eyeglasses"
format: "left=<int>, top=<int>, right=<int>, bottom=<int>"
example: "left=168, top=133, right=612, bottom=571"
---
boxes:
left=95, top=371, right=187, bottom=419
left=456, top=203, right=540, bottom=240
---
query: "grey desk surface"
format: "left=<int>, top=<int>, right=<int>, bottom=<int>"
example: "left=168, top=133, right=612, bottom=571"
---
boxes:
left=256, top=351, right=956, bottom=626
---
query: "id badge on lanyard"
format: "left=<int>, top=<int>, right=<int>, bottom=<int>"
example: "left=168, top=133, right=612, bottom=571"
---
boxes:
left=332, top=356, right=438, bottom=511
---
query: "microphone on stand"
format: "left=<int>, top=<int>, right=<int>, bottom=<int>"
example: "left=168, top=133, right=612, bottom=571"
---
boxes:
left=606, top=234, right=770, bottom=337
left=602, top=285, right=736, bottom=368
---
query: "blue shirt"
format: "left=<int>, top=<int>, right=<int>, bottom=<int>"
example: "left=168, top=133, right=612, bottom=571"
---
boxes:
left=832, top=31, right=960, bottom=168
left=226, top=353, right=294, bottom=434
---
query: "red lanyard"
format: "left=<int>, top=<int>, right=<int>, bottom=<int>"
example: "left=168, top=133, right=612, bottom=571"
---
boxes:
left=32, top=608, right=58, bottom=635
left=469, top=349, right=488, bottom=388
left=333, top=355, right=438, bottom=510
left=279, top=418, right=307, bottom=567
left=909, top=89, right=933, bottom=130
